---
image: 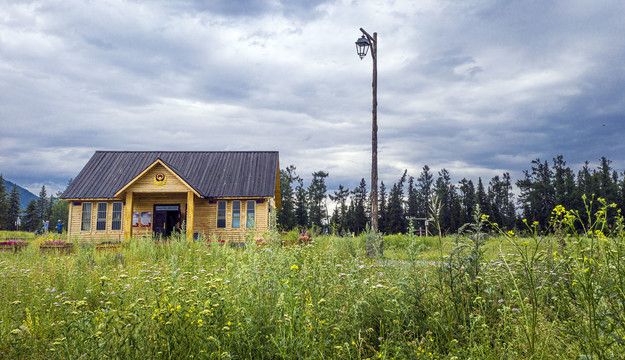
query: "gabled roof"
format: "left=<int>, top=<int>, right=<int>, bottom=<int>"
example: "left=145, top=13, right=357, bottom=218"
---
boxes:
left=61, top=151, right=280, bottom=199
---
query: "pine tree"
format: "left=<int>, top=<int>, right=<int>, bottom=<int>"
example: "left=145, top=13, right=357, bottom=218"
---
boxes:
left=458, top=178, right=476, bottom=226
left=329, top=185, right=350, bottom=232
left=294, top=178, right=308, bottom=229
left=476, top=177, right=490, bottom=218
left=378, top=181, right=387, bottom=233
left=23, top=199, right=39, bottom=232
left=7, top=185, right=21, bottom=230
left=0, top=174, right=7, bottom=229
left=416, top=165, right=433, bottom=218
left=307, top=171, right=329, bottom=229
left=386, top=170, right=407, bottom=234
left=37, top=185, right=49, bottom=226
left=277, top=165, right=298, bottom=231
left=350, top=178, right=368, bottom=233
left=552, top=155, right=577, bottom=211
left=596, top=157, right=618, bottom=204
left=439, top=169, right=453, bottom=231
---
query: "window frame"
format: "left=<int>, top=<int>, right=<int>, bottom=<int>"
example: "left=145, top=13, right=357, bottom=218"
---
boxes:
left=217, top=201, right=226, bottom=228
left=96, top=203, right=107, bottom=231
left=81, top=202, right=92, bottom=231
left=246, top=200, right=255, bottom=228
left=111, top=202, right=123, bottom=231
left=232, top=200, right=241, bottom=228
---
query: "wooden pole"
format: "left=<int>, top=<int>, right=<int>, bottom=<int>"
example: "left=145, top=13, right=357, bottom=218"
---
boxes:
left=186, top=191, right=195, bottom=242
left=123, top=192, right=133, bottom=240
left=359, top=28, right=378, bottom=234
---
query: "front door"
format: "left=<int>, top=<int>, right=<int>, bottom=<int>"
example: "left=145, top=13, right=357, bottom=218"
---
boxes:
left=153, top=204, right=181, bottom=238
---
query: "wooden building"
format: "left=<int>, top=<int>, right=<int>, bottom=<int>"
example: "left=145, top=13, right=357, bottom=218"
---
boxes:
left=60, top=151, right=281, bottom=242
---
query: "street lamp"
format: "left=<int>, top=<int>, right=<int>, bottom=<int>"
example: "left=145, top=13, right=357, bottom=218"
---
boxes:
left=355, top=28, right=378, bottom=234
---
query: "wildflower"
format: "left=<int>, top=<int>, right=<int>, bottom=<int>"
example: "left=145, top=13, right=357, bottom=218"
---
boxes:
left=290, top=265, right=299, bottom=271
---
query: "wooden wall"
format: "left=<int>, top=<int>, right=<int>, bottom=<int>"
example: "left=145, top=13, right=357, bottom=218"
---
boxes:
left=67, top=200, right=124, bottom=243
left=66, top=163, right=274, bottom=242
left=67, top=197, right=272, bottom=242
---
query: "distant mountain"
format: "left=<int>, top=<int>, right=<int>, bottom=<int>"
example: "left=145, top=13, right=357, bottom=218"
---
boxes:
left=2, top=179, right=39, bottom=211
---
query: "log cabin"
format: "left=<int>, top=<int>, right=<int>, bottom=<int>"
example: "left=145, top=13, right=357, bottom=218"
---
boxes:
left=60, top=151, right=281, bottom=242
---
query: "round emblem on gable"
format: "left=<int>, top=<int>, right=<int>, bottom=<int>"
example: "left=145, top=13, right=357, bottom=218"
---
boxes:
left=154, top=173, right=167, bottom=185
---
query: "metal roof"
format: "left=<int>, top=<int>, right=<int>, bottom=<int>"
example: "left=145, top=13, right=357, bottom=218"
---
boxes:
left=61, top=151, right=279, bottom=199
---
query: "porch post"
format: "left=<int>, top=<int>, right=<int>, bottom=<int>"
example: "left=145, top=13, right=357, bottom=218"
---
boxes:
left=124, top=191, right=133, bottom=240
left=186, top=191, right=195, bottom=241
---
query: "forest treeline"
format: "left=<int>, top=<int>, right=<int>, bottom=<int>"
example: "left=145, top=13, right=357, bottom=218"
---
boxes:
left=277, top=155, right=625, bottom=235
left=2, top=155, right=624, bottom=235
left=0, top=175, right=68, bottom=232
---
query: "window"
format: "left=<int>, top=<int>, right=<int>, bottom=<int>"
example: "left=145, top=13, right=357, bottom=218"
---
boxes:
left=81, top=203, right=92, bottom=231
left=96, top=203, right=107, bottom=231
left=246, top=200, right=255, bottom=228
left=232, top=201, right=241, bottom=228
left=217, top=201, right=226, bottom=228
left=111, top=202, right=122, bottom=231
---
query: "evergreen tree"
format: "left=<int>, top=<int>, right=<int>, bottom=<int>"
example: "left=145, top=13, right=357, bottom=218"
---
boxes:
left=476, top=177, right=490, bottom=218
left=294, top=178, right=308, bottom=229
left=577, top=161, right=597, bottom=200
left=416, top=165, right=433, bottom=218
left=7, top=185, right=21, bottom=230
left=552, top=155, right=577, bottom=211
left=516, top=159, right=555, bottom=227
left=377, top=181, right=388, bottom=234
left=23, top=199, right=39, bottom=232
left=329, top=185, right=350, bottom=232
left=37, top=185, right=49, bottom=226
left=596, top=157, right=618, bottom=205
left=0, top=174, right=6, bottom=229
left=350, top=178, right=368, bottom=233
left=488, top=173, right=515, bottom=229
left=277, top=165, right=298, bottom=230
left=458, top=178, right=476, bottom=226
left=386, top=170, right=407, bottom=234
left=618, top=171, right=625, bottom=211
left=307, top=171, right=329, bottom=229
left=49, top=191, right=69, bottom=231
left=406, top=176, right=419, bottom=220
left=434, top=169, right=457, bottom=233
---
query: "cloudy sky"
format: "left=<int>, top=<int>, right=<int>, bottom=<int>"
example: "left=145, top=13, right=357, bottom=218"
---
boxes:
left=1, top=0, right=624, bottom=196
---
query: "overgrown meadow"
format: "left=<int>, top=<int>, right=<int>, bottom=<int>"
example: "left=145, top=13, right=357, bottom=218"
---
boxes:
left=2, top=198, right=625, bottom=359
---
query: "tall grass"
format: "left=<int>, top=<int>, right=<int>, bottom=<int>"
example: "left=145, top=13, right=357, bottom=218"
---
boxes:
left=1, top=200, right=624, bottom=359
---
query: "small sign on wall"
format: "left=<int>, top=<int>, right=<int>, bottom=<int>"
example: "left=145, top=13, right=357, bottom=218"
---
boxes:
left=132, top=212, right=139, bottom=227
left=140, top=212, right=152, bottom=227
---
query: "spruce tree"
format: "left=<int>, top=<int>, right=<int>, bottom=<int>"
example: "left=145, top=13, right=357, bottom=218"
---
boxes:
left=378, top=181, right=387, bottom=233
left=0, top=175, right=6, bottom=229
left=23, top=199, right=39, bottom=232
left=416, top=165, right=433, bottom=218
left=7, top=185, right=21, bottom=230
left=329, top=185, right=350, bottom=232
left=351, top=178, right=368, bottom=233
left=277, top=165, right=298, bottom=231
left=307, top=171, right=329, bottom=229
left=294, top=178, right=308, bottom=229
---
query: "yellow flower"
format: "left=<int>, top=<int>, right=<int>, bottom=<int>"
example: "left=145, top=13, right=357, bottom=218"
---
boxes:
left=290, top=265, right=299, bottom=271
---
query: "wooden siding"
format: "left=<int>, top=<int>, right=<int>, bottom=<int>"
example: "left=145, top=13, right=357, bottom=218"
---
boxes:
left=128, top=163, right=192, bottom=194
left=64, top=153, right=277, bottom=242
left=67, top=197, right=271, bottom=242
left=194, top=199, right=269, bottom=242
left=67, top=200, right=124, bottom=243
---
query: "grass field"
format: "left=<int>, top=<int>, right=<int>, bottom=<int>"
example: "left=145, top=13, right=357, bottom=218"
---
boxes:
left=1, top=203, right=624, bottom=359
